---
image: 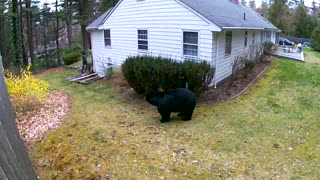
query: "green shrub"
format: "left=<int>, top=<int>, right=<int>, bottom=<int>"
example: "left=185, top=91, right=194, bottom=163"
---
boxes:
left=62, top=52, right=80, bottom=65
left=121, top=55, right=215, bottom=96
left=311, top=26, right=320, bottom=51
left=63, top=43, right=83, bottom=54
left=244, top=60, right=256, bottom=78
left=263, top=41, right=274, bottom=53
left=182, top=60, right=214, bottom=95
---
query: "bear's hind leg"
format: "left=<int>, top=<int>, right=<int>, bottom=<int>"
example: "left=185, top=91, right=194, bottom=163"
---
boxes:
left=181, top=110, right=194, bottom=121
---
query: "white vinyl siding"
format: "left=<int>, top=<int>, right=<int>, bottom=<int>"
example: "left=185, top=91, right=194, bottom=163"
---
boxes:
left=215, top=29, right=267, bottom=83
left=138, top=30, right=148, bottom=50
left=89, top=0, right=215, bottom=76
left=183, top=31, right=198, bottom=56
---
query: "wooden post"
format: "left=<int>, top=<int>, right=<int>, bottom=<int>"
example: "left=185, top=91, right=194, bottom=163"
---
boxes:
left=0, top=54, right=38, bottom=179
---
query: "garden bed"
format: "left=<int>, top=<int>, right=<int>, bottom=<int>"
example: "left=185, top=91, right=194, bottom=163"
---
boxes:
left=15, top=91, right=70, bottom=145
left=109, top=56, right=275, bottom=107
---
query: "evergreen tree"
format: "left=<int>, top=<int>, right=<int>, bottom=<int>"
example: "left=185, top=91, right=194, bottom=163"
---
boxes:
left=268, top=0, right=291, bottom=34
left=249, top=0, right=256, bottom=9
left=260, top=1, right=269, bottom=18
left=241, top=0, right=247, bottom=6
left=293, top=4, right=316, bottom=38
left=311, top=26, right=320, bottom=51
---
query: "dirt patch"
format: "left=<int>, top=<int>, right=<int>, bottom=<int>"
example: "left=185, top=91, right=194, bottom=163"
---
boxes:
left=15, top=91, right=70, bottom=145
left=109, top=56, right=275, bottom=107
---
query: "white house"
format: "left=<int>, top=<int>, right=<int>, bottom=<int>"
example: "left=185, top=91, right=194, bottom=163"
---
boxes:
left=86, top=0, right=280, bottom=87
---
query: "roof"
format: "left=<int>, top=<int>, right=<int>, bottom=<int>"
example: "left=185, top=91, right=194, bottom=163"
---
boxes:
left=179, top=0, right=279, bottom=30
left=86, top=8, right=113, bottom=30
left=86, top=0, right=279, bottom=31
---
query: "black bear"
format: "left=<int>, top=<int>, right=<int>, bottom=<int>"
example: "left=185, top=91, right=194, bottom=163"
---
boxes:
left=146, top=88, right=197, bottom=123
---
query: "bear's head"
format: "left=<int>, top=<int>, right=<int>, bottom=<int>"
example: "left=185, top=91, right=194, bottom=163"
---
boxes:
left=145, top=92, right=165, bottom=106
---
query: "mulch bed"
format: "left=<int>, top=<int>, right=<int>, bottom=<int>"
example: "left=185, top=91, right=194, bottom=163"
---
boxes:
left=108, top=56, right=276, bottom=108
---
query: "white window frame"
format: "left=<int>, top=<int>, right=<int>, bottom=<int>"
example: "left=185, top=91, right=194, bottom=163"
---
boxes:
left=104, top=29, right=111, bottom=47
left=137, top=29, right=148, bottom=51
left=225, top=31, right=232, bottom=57
left=182, top=30, right=199, bottom=57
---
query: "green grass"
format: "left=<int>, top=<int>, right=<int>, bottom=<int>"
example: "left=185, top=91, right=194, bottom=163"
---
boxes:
left=31, top=59, right=320, bottom=179
left=303, top=47, right=320, bottom=64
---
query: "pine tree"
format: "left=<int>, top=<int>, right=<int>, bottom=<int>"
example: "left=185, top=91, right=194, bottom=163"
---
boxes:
left=241, top=0, right=247, bottom=6
left=249, top=0, right=256, bottom=9
left=268, top=0, right=291, bottom=34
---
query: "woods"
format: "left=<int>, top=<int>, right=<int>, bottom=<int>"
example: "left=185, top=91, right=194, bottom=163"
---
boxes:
left=0, top=0, right=118, bottom=70
left=0, top=0, right=319, bottom=71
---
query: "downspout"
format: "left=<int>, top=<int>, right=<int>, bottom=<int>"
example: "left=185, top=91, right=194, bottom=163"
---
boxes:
left=214, top=32, right=219, bottom=88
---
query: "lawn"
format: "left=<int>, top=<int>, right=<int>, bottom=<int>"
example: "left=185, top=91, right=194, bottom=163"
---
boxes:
left=303, top=47, right=320, bottom=64
left=31, top=59, right=320, bottom=179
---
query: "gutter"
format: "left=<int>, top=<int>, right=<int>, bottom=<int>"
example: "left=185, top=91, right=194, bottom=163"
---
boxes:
left=222, top=27, right=265, bottom=30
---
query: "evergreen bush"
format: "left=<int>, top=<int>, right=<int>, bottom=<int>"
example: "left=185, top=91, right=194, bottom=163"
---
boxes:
left=62, top=52, right=80, bottom=65
left=311, top=26, right=320, bottom=51
left=263, top=41, right=275, bottom=53
left=121, top=55, right=215, bottom=96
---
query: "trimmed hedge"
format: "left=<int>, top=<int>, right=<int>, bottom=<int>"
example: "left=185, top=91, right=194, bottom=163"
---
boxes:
left=62, top=52, right=80, bottom=65
left=121, top=55, right=215, bottom=96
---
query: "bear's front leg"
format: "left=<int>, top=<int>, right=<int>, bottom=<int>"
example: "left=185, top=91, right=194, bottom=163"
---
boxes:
left=158, top=108, right=171, bottom=123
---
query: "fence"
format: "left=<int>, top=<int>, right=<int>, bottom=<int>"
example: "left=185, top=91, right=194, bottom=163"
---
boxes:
left=0, top=54, right=38, bottom=179
left=281, top=35, right=310, bottom=44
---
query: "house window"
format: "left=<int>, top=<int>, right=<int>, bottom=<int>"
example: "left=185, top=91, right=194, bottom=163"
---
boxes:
left=104, top=30, right=111, bottom=46
left=244, top=31, right=248, bottom=47
left=138, top=30, right=148, bottom=50
left=252, top=32, right=255, bottom=44
left=225, top=31, right=232, bottom=56
left=266, top=31, right=271, bottom=41
left=183, top=31, right=198, bottom=56
left=261, top=31, right=264, bottom=42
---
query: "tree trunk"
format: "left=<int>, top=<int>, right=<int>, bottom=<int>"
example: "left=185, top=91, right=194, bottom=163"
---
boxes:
left=65, top=0, right=73, bottom=47
left=0, top=54, right=38, bottom=180
left=55, top=0, right=61, bottom=65
left=42, top=6, right=48, bottom=68
left=12, top=0, right=20, bottom=66
left=80, top=0, right=90, bottom=54
left=26, top=0, right=35, bottom=65
left=19, top=0, right=27, bottom=66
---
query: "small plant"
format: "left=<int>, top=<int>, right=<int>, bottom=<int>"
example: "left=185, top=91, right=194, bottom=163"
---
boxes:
left=63, top=43, right=83, bottom=54
left=232, top=52, right=248, bottom=78
left=62, top=52, right=80, bottom=65
left=244, top=60, right=256, bottom=78
left=263, top=41, right=275, bottom=53
left=4, top=66, right=49, bottom=112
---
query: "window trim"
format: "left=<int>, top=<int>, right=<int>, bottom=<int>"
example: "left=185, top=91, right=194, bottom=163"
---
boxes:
left=225, top=31, right=232, bottom=57
left=182, top=30, right=199, bottom=58
left=137, top=29, right=148, bottom=51
left=244, top=31, right=248, bottom=47
left=252, top=31, right=256, bottom=45
left=104, top=29, right=111, bottom=47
